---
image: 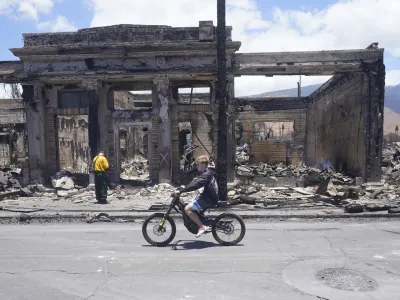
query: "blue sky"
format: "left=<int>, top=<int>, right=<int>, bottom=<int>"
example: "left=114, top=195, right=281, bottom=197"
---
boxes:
left=0, top=0, right=399, bottom=96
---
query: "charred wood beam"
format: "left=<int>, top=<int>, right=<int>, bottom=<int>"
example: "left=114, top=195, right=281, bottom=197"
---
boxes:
left=235, top=97, right=308, bottom=111
left=133, top=102, right=152, bottom=108
left=235, top=49, right=383, bottom=65
left=235, top=63, right=364, bottom=76
left=171, top=81, right=212, bottom=89
left=110, top=82, right=154, bottom=91
left=11, top=41, right=241, bottom=57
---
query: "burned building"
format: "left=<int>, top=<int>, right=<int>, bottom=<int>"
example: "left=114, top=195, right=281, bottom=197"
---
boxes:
left=0, top=22, right=385, bottom=186
left=0, top=97, right=28, bottom=178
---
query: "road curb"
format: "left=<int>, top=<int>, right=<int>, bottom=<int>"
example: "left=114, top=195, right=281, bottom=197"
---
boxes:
left=1, top=210, right=400, bottom=223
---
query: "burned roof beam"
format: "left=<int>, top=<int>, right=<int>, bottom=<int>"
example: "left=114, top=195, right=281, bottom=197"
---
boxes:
left=234, top=48, right=384, bottom=76
left=235, top=97, right=308, bottom=111
left=235, top=62, right=364, bottom=76
left=235, top=49, right=383, bottom=65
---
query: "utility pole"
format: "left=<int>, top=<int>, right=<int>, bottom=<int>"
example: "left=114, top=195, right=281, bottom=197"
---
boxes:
left=216, top=0, right=228, bottom=201
left=297, top=75, right=301, bottom=98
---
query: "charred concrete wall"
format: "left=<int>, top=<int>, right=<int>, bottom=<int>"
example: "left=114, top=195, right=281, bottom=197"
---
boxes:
left=57, top=115, right=89, bottom=173
left=238, top=109, right=306, bottom=164
left=120, top=126, right=148, bottom=160
left=305, top=69, right=384, bottom=179
left=177, top=105, right=213, bottom=158
left=0, top=99, right=24, bottom=109
left=0, top=106, right=27, bottom=168
left=0, top=132, right=10, bottom=166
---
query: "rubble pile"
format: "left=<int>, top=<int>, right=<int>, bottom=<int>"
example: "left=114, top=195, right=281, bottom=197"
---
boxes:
left=0, top=169, right=22, bottom=193
left=137, top=183, right=200, bottom=201
left=229, top=155, right=400, bottom=213
left=236, top=143, right=250, bottom=164
left=120, top=157, right=149, bottom=180
left=236, top=162, right=354, bottom=185
left=226, top=177, right=400, bottom=213
left=382, top=142, right=400, bottom=184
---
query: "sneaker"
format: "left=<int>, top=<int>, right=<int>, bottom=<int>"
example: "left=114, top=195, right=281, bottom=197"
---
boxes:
left=195, top=226, right=210, bottom=238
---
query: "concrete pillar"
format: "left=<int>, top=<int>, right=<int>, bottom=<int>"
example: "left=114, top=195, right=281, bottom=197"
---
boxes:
left=153, top=75, right=172, bottom=183
left=170, top=87, right=180, bottom=183
left=106, top=89, right=118, bottom=183
left=82, top=79, right=101, bottom=184
left=23, top=83, right=47, bottom=184
left=45, top=85, right=63, bottom=176
left=98, top=85, right=111, bottom=155
left=210, top=80, right=218, bottom=161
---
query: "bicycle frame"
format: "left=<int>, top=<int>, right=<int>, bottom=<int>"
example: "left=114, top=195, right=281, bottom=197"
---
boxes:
left=158, top=195, right=231, bottom=233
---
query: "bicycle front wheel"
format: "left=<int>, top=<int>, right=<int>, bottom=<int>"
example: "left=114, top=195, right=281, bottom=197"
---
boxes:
left=142, top=213, right=176, bottom=247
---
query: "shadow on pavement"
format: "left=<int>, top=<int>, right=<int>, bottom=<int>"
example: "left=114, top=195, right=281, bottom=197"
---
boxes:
left=171, top=240, right=219, bottom=250
left=141, top=241, right=244, bottom=250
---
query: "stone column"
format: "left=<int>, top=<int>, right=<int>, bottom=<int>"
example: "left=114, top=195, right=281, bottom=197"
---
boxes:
left=153, top=76, right=172, bottom=183
left=23, top=82, right=47, bottom=184
left=82, top=78, right=101, bottom=185
left=45, top=85, right=63, bottom=176
left=210, top=80, right=218, bottom=161
left=170, top=87, right=180, bottom=183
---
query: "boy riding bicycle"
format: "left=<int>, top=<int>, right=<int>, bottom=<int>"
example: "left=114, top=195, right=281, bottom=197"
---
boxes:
left=174, top=155, right=219, bottom=238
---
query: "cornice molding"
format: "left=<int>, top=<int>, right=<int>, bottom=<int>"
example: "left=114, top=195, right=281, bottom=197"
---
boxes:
left=18, top=49, right=237, bottom=62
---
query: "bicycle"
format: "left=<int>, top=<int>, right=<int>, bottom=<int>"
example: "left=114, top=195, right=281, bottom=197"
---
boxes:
left=142, top=194, right=246, bottom=247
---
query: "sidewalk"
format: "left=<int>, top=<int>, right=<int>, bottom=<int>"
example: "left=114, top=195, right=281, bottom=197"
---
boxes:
left=0, top=200, right=399, bottom=223
left=1, top=182, right=399, bottom=222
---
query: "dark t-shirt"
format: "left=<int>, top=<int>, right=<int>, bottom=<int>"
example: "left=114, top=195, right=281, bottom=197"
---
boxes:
left=180, top=169, right=219, bottom=204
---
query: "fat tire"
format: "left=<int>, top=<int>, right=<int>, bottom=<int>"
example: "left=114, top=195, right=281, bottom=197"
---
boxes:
left=212, top=213, right=246, bottom=246
left=142, top=213, right=176, bottom=247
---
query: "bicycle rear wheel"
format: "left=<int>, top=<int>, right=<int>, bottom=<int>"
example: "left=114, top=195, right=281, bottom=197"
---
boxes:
left=212, top=213, right=246, bottom=246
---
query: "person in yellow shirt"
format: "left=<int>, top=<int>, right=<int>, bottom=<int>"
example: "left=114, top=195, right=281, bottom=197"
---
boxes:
left=92, top=151, right=109, bottom=204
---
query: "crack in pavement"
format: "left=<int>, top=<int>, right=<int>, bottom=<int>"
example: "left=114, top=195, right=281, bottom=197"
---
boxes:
left=0, top=269, right=280, bottom=277
left=0, top=270, right=97, bottom=275
left=364, top=262, right=400, bottom=277
left=287, top=281, right=331, bottom=300
left=323, top=235, right=348, bottom=257
left=84, top=274, right=115, bottom=300
left=380, top=229, right=400, bottom=235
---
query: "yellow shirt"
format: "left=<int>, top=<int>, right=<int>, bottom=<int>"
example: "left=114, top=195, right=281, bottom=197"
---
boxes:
left=93, top=155, right=109, bottom=172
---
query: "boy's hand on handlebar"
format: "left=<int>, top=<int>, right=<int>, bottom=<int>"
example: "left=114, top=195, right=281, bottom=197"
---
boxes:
left=171, top=190, right=181, bottom=197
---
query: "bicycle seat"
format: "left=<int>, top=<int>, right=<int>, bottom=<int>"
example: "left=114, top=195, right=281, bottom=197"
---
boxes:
left=201, top=202, right=220, bottom=213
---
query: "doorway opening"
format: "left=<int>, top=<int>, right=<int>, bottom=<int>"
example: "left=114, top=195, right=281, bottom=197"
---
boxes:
left=119, top=125, right=150, bottom=185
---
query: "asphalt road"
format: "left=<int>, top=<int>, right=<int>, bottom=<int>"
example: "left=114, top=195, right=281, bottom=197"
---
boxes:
left=0, top=220, right=400, bottom=300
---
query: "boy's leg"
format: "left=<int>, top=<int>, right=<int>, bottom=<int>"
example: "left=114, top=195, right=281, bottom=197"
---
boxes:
left=184, top=198, right=210, bottom=237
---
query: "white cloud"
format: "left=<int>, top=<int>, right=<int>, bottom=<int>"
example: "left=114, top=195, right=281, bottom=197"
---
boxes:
left=0, top=0, right=54, bottom=20
left=37, top=15, right=77, bottom=32
left=386, top=70, right=400, bottom=87
left=0, top=84, right=22, bottom=99
left=87, top=0, right=400, bottom=94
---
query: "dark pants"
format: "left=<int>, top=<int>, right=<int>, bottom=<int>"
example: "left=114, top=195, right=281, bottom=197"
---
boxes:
left=94, top=172, right=108, bottom=203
